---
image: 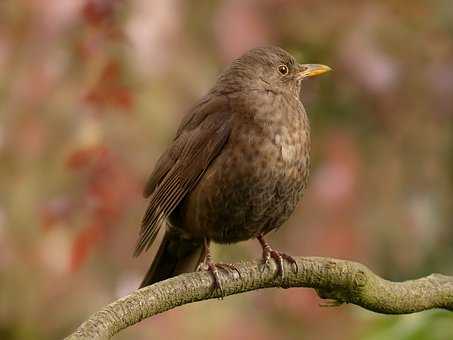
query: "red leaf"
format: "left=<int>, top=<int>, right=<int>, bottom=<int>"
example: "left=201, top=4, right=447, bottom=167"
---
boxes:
left=66, top=145, right=108, bottom=170
left=84, top=61, right=134, bottom=111
left=111, top=87, right=133, bottom=110
left=69, top=221, right=105, bottom=272
left=82, top=0, right=116, bottom=26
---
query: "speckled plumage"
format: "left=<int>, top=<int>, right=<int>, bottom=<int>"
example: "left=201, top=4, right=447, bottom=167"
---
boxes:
left=173, top=89, right=310, bottom=244
left=135, top=46, right=329, bottom=288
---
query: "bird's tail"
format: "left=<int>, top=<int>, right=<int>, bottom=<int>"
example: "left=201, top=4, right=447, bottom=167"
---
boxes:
left=139, top=229, right=204, bottom=288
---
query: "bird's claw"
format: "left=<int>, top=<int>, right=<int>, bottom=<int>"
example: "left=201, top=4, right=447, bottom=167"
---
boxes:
left=256, top=233, right=298, bottom=285
left=197, top=261, right=241, bottom=298
left=261, top=248, right=298, bottom=281
left=216, top=263, right=242, bottom=279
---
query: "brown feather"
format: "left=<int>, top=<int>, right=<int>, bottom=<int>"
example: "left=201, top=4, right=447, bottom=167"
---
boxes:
left=134, top=95, right=231, bottom=257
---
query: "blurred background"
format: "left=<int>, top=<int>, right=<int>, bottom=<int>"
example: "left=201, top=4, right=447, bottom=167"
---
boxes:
left=1, top=0, right=453, bottom=339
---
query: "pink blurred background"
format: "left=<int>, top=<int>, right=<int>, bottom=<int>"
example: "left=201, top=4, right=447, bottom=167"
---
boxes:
left=1, top=0, right=452, bottom=339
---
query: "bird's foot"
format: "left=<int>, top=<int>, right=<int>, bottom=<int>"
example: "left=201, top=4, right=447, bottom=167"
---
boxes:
left=197, top=238, right=240, bottom=297
left=197, top=260, right=224, bottom=296
left=257, top=234, right=298, bottom=283
left=262, top=248, right=298, bottom=282
left=197, top=261, right=240, bottom=297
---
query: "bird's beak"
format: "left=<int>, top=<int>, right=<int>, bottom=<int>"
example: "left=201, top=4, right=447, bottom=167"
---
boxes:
left=297, top=64, right=332, bottom=79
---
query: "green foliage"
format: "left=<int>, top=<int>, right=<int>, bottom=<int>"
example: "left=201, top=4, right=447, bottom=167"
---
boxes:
left=362, top=311, right=453, bottom=340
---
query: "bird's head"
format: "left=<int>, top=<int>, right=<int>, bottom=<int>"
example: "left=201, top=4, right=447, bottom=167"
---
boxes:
left=217, top=46, right=331, bottom=97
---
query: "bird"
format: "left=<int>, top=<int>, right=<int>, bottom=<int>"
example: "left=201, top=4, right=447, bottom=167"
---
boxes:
left=134, top=46, right=331, bottom=293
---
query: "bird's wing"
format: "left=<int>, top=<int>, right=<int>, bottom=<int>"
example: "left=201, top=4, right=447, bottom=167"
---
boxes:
left=141, top=95, right=214, bottom=198
left=134, top=95, right=231, bottom=256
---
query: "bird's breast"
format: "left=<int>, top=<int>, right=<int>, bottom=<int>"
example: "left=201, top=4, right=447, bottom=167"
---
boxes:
left=233, top=91, right=310, bottom=170
left=177, top=91, right=311, bottom=243
left=275, top=133, right=296, bottom=162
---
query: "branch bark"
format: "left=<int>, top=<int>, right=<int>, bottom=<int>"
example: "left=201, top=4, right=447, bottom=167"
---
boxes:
left=66, top=257, right=453, bottom=339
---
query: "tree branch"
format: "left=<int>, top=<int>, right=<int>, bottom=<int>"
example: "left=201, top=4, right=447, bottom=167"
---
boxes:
left=66, top=257, right=453, bottom=339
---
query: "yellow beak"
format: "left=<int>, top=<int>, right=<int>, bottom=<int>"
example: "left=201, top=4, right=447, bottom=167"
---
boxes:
left=297, top=64, right=332, bottom=79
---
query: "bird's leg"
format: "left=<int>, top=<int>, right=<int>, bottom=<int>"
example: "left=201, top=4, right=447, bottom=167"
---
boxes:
left=257, top=233, right=298, bottom=282
left=197, top=238, right=223, bottom=295
left=196, top=238, right=240, bottom=297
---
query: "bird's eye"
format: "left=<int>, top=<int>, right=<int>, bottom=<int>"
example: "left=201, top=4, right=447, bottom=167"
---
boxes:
left=278, top=65, right=288, bottom=75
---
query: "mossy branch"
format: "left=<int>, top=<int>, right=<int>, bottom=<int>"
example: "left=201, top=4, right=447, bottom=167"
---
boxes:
left=66, top=257, right=453, bottom=339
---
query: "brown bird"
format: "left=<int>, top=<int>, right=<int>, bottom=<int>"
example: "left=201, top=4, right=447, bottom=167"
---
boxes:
left=134, top=46, right=331, bottom=292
